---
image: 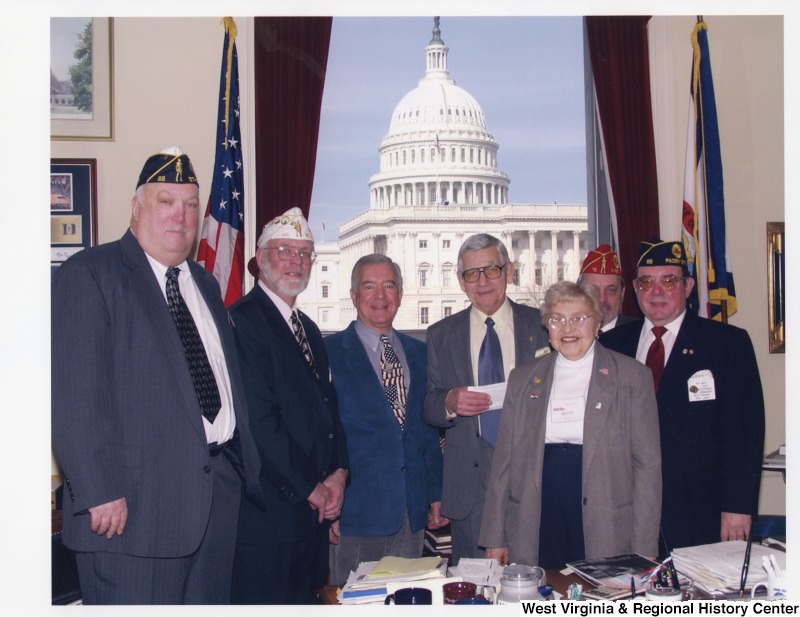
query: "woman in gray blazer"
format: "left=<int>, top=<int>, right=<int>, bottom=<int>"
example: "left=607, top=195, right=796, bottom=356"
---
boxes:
left=479, top=281, right=661, bottom=568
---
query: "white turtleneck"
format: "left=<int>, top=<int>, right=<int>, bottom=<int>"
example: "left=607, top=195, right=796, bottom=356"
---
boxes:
left=544, top=343, right=595, bottom=444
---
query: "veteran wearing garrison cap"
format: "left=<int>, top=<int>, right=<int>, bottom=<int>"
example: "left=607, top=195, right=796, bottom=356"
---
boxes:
left=51, top=147, right=261, bottom=603
left=577, top=244, right=635, bottom=331
left=230, top=208, right=349, bottom=604
left=602, top=239, right=765, bottom=553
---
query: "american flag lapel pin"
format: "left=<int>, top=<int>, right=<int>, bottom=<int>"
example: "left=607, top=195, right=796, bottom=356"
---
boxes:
left=599, top=367, right=609, bottom=375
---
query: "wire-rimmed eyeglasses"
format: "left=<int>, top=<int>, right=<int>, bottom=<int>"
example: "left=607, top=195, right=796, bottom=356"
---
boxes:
left=460, top=263, right=507, bottom=283
left=547, top=314, right=594, bottom=329
left=634, top=274, right=684, bottom=292
left=267, top=245, right=317, bottom=264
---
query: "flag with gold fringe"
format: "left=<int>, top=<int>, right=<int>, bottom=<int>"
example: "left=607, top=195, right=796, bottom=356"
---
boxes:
left=681, top=20, right=736, bottom=320
left=197, top=17, right=245, bottom=307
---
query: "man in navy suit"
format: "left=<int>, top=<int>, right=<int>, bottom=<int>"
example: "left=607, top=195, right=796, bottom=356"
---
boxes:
left=325, top=254, right=447, bottom=585
left=230, top=208, right=349, bottom=604
left=51, top=147, right=261, bottom=604
left=423, top=233, right=550, bottom=564
left=577, top=243, right=636, bottom=331
left=602, top=239, right=765, bottom=552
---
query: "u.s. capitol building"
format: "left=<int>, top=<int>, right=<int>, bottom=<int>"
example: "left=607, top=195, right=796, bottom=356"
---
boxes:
left=299, top=18, right=588, bottom=334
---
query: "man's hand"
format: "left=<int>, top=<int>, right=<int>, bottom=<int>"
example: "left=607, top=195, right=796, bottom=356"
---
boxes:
left=721, top=512, right=752, bottom=541
left=307, top=482, right=332, bottom=523
left=446, top=387, right=493, bottom=417
left=89, top=497, right=128, bottom=539
left=427, top=501, right=449, bottom=530
left=322, top=468, right=348, bottom=521
left=486, top=547, right=509, bottom=566
left=329, top=519, right=341, bottom=545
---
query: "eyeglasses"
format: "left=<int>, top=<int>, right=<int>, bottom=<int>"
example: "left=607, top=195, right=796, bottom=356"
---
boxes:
left=460, top=263, right=507, bottom=283
left=268, top=246, right=317, bottom=264
left=547, top=314, right=593, bottom=329
left=634, top=274, right=684, bottom=292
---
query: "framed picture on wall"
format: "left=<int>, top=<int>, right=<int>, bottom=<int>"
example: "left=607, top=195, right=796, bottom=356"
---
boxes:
left=767, top=222, right=784, bottom=354
left=51, top=159, right=98, bottom=265
left=50, top=17, right=114, bottom=141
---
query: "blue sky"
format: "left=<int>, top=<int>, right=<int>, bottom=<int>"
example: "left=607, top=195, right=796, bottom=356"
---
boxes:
left=308, top=16, right=588, bottom=242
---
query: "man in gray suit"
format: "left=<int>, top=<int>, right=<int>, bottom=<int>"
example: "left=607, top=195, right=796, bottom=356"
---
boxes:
left=51, top=147, right=261, bottom=604
left=423, top=233, right=550, bottom=564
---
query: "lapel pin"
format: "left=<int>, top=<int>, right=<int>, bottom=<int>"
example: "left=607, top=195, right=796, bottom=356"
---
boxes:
left=533, top=377, right=542, bottom=384
left=595, top=401, right=602, bottom=410
left=530, top=393, right=539, bottom=400
left=599, top=367, right=608, bottom=375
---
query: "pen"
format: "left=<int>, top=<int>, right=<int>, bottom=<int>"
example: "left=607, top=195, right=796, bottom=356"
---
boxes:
left=630, top=576, right=636, bottom=598
left=739, top=535, right=753, bottom=599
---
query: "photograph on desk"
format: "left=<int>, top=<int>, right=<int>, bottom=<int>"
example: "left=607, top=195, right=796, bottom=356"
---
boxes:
left=566, top=553, right=659, bottom=589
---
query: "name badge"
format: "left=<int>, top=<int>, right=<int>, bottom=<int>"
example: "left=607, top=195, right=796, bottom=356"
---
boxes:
left=551, top=396, right=585, bottom=423
left=687, top=369, right=716, bottom=402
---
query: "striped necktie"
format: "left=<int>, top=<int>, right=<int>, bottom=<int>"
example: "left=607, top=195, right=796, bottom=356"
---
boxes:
left=380, top=334, right=407, bottom=427
left=291, top=311, right=319, bottom=381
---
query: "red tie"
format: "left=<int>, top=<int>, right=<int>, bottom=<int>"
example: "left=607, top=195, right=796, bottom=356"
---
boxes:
left=645, top=326, right=667, bottom=392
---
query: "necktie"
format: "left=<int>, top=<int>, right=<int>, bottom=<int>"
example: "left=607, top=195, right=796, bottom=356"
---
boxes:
left=165, top=267, right=221, bottom=423
left=380, top=334, right=407, bottom=427
left=291, top=311, right=320, bottom=381
left=645, top=325, right=667, bottom=392
left=478, top=317, right=504, bottom=447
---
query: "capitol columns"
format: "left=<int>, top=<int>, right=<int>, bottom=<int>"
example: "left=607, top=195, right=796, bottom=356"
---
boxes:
left=432, top=232, right=441, bottom=286
left=572, top=231, right=581, bottom=279
left=550, top=230, right=559, bottom=283
left=528, top=230, right=537, bottom=290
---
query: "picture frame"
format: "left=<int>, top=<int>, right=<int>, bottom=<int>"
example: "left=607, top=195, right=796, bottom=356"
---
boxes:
left=50, top=17, right=114, bottom=141
left=767, top=222, right=784, bottom=354
left=51, top=159, right=98, bottom=264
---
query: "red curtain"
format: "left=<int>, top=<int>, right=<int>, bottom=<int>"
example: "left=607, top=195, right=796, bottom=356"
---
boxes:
left=586, top=16, right=660, bottom=316
left=250, top=17, right=332, bottom=276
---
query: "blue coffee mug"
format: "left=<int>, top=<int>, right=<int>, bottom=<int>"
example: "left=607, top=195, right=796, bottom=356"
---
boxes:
left=455, top=596, right=492, bottom=605
left=384, top=587, right=433, bottom=605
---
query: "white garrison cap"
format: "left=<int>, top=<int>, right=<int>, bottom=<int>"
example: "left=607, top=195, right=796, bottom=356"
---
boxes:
left=257, top=207, right=314, bottom=247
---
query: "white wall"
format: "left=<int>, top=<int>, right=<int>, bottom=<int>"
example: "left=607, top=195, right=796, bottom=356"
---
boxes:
left=649, top=16, right=785, bottom=515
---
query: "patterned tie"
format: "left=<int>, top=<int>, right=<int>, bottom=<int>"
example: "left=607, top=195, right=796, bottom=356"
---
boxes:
left=478, top=317, right=504, bottom=447
left=165, top=267, right=221, bottom=423
left=645, top=325, right=668, bottom=392
left=380, top=334, right=407, bottom=427
left=291, top=311, right=320, bottom=381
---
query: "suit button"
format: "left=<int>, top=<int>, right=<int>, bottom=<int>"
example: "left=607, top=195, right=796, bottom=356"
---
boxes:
left=474, top=462, right=479, bottom=468
left=204, top=465, right=212, bottom=473
left=328, top=434, right=334, bottom=439
left=401, top=466, right=407, bottom=472
left=583, top=497, right=587, bottom=505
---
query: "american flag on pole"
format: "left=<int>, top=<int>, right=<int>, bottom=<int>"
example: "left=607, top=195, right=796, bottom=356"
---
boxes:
left=197, top=17, right=245, bottom=307
left=681, top=20, right=736, bottom=320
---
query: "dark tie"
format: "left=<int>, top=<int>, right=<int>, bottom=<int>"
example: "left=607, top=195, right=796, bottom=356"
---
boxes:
left=165, top=267, right=221, bottom=423
left=291, top=311, right=320, bottom=381
left=478, top=317, right=504, bottom=447
left=380, top=334, right=407, bottom=427
left=645, top=325, right=668, bottom=392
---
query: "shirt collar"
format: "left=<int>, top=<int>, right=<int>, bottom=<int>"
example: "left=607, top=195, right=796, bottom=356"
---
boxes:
left=644, top=309, right=687, bottom=336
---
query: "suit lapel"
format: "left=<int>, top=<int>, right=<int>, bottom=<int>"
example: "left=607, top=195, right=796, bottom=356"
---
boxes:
left=582, top=345, right=616, bottom=479
left=120, top=231, right=206, bottom=441
left=523, top=353, right=556, bottom=497
left=445, top=308, right=475, bottom=387
left=511, top=301, right=548, bottom=364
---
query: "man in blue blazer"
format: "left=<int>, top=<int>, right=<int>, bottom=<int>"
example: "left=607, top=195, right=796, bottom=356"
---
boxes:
left=602, top=239, right=765, bottom=552
left=51, top=148, right=261, bottom=604
left=230, top=208, right=349, bottom=604
left=325, top=254, right=447, bottom=585
left=423, top=234, right=550, bottom=564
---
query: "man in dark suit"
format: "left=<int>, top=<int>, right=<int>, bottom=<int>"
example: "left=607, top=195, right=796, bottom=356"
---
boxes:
left=577, top=243, right=636, bottom=331
left=602, top=239, right=765, bottom=552
left=51, top=147, right=261, bottom=604
left=423, top=233, right=550, bottom=564
left=230, top=207, right=349, bottom=604
left=325, top=254, right=447, bottom=585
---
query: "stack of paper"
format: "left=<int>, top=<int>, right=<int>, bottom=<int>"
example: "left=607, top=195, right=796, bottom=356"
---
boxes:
left=449, top=558, right=502, bottom=587
left=671, top=541, right=787, bottom=596
left=337, top=556, right=447, bottom=605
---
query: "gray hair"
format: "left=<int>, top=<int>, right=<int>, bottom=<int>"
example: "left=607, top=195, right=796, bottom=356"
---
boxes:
left=351, top=254, right=403, bottom=292
left=457, top=234, right=510, bottom=272
left=540, top=280, right=604, bottom=326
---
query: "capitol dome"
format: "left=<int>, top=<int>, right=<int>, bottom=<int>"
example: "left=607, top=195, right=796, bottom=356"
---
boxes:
left=369, top=17, right=510, bottom=209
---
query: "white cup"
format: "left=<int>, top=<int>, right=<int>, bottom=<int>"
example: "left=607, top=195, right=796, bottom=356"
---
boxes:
left=751, top=573, right=788, bottom=600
